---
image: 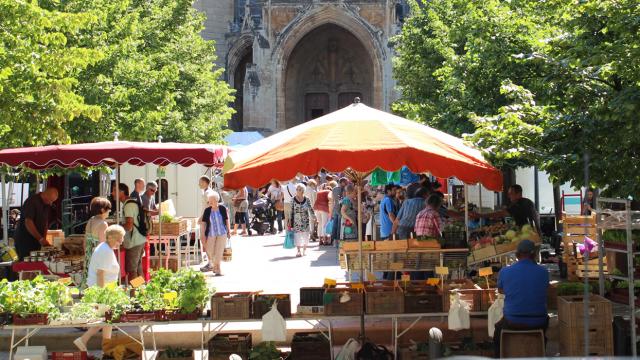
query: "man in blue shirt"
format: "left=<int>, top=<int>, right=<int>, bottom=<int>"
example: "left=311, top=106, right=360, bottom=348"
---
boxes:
left=392, top=187, right=428, bottom=239
left=494, top=239, right=549, bottom=357
left=379, top=184, right=397, bottom=240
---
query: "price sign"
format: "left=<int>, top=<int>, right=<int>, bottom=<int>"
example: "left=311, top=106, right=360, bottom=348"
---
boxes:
left=58, top=277, right=72, bottom=285
left=163, top=292, right=178, bottom=301
left=351, top=283, right=365, bottom=290
left=435, top=266, right=449, bottom=276
left=401, top=274, right=411, bottom=282
left=390, top=262, right=404, bottom=270
left=324, top=278, right=337, bottom=287
left=479, top=267, right=493, bottom=277
left=427, top=278, right=440, bottom=286
left=130, top=276, right=145, bottom=288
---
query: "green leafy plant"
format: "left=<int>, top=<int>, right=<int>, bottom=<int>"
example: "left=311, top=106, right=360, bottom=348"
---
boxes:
left=0, top=277, right=71, bottom=318
left=173, top=269, right=213, bottom=314
left=134, top=268, right=213, bottom=313
left=81, top=283, right=132, bottom=320
left=160, top=347, right=192, bottom=358
left=557, top=282, right=588, bottom=296
left=249, top=342, right=282, bottom=360
left=160, top=214, right=176, bottom=223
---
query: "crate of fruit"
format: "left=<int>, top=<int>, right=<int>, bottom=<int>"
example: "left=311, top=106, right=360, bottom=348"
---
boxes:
left=211, top=292, right=252, bottom=320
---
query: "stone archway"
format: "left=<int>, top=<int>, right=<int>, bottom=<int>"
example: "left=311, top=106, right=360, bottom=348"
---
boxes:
left=227, top=35, right=254, bottom=131
left=284, top=24, right=374, bottom=128
left=274, top=6, right=385, bottom=130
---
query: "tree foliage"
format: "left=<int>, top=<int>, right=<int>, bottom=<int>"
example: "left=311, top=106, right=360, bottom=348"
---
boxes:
left=1, top=0, right=234, bottom=148
left=0, top=0, right=103, bottom=147
left=394, top=0, right=640, bottom=197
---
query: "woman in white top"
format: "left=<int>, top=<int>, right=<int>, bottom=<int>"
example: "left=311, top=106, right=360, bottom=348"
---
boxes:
left=74, top=225, right=125, bottom=352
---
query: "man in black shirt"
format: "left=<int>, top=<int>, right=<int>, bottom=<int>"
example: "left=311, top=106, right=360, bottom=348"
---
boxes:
left=475, top=184, right=540, bottom=231
left=14, top=188, right=59, bottom=260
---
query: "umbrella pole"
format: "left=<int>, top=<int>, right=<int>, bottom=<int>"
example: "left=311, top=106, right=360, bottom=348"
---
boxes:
left=2, top=173, right=8, bottom=245
left=464, top=184, right=469, bottom=245
left=116, top=164, right=122, bottom=285
left=357, top=183, right=365, bottom=340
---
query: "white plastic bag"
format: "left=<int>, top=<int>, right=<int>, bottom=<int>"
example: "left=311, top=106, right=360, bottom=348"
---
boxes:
left=336, top=338, right=361, bottom=360
left=261, top=300, right=286, bottom=342
left=488, top=293, right=505, bottom=337
left=448, top=292, right=471, bottom=331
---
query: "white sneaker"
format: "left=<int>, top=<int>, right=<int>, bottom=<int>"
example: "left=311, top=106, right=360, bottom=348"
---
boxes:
left=74, top=337, right=87, bottom=352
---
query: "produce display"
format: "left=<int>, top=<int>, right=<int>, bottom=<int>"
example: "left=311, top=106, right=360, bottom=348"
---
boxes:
left=135, top=268, right=213, bottom=314
left=602, top=229, right=640, bottom=248
left=0, top=277, right=72, bottom=323
left=469, top=224, right=537, bottom=250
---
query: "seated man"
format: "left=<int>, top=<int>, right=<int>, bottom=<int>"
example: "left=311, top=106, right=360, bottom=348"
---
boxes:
left=494, top=239, right=549, bottom=357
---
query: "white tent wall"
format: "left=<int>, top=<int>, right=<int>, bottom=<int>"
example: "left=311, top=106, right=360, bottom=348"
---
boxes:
left=119, top=163, right=209, bottom=218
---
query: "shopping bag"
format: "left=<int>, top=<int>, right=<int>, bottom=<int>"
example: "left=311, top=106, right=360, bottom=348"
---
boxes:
left=261, top=300, right=286, bottom=342
left=283, top=230, right=295, bottom=249
left=448, top=292, right=471, bottom=331
left=336, top=338, right=361, bottom=360
left=488, top=293, right=504, bottom=337
left=325, top=218, right=334, bottom=234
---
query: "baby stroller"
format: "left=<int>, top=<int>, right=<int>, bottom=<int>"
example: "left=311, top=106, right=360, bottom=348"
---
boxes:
left=250, top=196, right=276, bottom=235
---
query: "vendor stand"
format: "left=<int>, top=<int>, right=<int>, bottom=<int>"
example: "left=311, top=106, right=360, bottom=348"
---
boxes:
left=0, top=139, right=228, bottom=280
left=222, top=98, right=504, bottom=341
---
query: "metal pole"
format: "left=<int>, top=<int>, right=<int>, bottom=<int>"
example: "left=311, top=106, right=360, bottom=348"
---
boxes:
left=534, top=166, right=540, bottom=212
left=357, top=182, right=365, bottom=339
left=627, top=199, right=636, bottom=357
left=582, top=152, right=590, bottom=356
left=464, top=184, right=469, bottom=244
left=2, top=173, right=8, bottom=244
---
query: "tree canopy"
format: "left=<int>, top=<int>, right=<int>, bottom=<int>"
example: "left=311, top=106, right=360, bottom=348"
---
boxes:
left=394, top=0, right=640, bottom=197
left=0, top=0, right=234, bottom=148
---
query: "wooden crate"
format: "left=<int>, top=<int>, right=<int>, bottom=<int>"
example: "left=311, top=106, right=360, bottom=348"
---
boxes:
left=558, top=320, right=613, bottom=356
left=150, top=218, right=188, bottom=236
left=495, top=242, right=517, bottom=254
left=365, top=286, right=404, bottom=314
left=210, top=292, right=252, bottom=320
left=374, top=240, right=408, bottom=251
left=404, top=285, right=442, bottom=313
left=408, top=239, right=441, bottom=249
left=340, top=241, right=375, bottom=251
left=472, top=245, right=496, bottom=261
left=558, top=294, right=612, bottom=327
left=323, top=288, right=363, bottom=316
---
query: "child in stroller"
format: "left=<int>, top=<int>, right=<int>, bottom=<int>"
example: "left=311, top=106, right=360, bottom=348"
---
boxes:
left=249, top=195, right=277, bottom=235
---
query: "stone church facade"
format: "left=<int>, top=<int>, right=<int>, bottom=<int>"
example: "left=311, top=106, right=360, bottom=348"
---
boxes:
left=193, top=0, right=411, bottom=134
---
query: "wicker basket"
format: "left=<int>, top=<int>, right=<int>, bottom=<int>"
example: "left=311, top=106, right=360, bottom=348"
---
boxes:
left=323, top=288, right=363, bottom=316
left=211, top=292, right=252, bottom=320
left=365, top=285, right=404, bottom=314
left=150, top=218, right=188, bottom=236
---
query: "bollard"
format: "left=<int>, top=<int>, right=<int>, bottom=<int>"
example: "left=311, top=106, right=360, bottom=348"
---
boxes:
left=429, top=327, right=443, bottom=359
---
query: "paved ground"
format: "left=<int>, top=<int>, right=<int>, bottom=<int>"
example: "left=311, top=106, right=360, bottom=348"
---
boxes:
left=203, top=231, right=347, bottom=312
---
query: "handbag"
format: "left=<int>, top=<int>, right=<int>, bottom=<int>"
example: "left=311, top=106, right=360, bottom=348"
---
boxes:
left=283, top=230, right=295, bottom=249
left=233, top=198, right=243, bottom=207
left=274, top=199, right=284, bottom=211
left=325, top=218, right=334, bottom=234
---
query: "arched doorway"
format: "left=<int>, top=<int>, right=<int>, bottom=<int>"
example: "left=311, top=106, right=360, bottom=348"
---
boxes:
left=230, top=49, right=253, bottom=132
left=284, top=24, right=374, bottom=128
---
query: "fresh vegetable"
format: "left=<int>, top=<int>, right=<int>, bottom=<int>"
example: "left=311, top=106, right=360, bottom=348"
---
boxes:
left=135, top=268, right=213, bottom=314
left=81, top=283, right=132, bottom=320
left=160, top=214, right=175, bottom=223
left=249, top=342, right=282, bottom=360
left=0, top=277, right=71, bottom=319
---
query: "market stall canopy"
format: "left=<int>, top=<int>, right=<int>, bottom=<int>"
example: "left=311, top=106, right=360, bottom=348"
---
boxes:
left=223, top=101, right=503, bottom=191
left=0, top=141, right=229, bottom=169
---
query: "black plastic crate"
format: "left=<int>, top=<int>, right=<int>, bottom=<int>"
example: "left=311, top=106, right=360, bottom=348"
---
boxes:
left=208, top=332, right=252, bottom=360
left=300, top=287, right=324, bottom=306
left=290, top=332, right=330, bottom=360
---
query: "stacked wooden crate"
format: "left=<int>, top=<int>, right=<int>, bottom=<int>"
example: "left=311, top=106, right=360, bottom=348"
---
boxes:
left=562, top=215, right=605, bottom=281
left=557, top=295, right=614, bottom=356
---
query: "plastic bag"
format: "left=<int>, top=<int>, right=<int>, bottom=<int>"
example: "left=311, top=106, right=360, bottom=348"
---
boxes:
left=325, top=219, right=334, bottom=235
left=488, top=293, right=504, bottom=337
left=261, top=300, right=286, bottom=342
left=448, top=292, right=471, bottom=331
left=336, top=338, right=361, bottom=360
left=283, top=230, right=295, bottom=249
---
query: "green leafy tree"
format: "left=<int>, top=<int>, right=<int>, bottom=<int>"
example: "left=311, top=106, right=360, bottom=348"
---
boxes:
left=0, top=0, right=103, bottom=147
left=47, top=0, right=235, bottom=144
left=394, top=0, right=640, bottom=197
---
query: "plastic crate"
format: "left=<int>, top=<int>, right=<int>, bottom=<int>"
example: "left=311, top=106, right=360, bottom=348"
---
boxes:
left=290, top=332, right=330, bottom=360
left=252, top=294, right=291, bottom=319
left=13, top=313, right=48, bottom=325
left=208, top=333, right=252, bottom=360
left=300, top=287, right=324, bottom=306
left=211, top=292, right=252, bottom=320
left=50, top=352, right=88, bottom=360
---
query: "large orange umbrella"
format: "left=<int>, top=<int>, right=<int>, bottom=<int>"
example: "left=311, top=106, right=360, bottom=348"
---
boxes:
left=223, top=101, right=502, bottom=191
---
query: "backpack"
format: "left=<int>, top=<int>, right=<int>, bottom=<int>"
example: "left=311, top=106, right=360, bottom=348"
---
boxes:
left=356, top=341, right=393, bottom=360
left=124, top=199, right=149, bottom=237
